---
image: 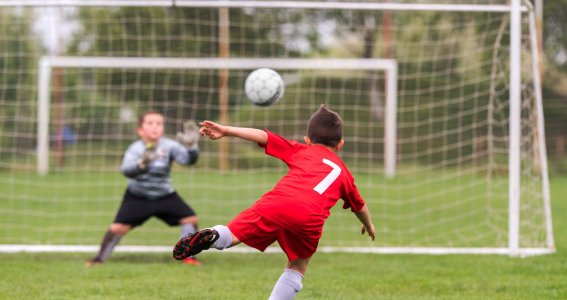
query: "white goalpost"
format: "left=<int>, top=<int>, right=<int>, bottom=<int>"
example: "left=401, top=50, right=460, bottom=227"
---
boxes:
left=37, top=56, right=398, bottom=178
left=0, top=0, right=554, bottom=257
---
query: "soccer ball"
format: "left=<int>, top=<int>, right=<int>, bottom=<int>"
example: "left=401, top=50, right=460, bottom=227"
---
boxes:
left=244, top=68, right=284, bottom=107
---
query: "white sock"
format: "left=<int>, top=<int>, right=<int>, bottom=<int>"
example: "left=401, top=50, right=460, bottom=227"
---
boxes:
left=268, top=269, right=303, bottom=300
left=180, top=223, right=197, bottom=238
left=211, top=225, right=233, bottom=250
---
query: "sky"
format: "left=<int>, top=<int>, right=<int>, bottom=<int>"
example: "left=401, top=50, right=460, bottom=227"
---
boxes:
left=33, top=7, right=79, bottom=55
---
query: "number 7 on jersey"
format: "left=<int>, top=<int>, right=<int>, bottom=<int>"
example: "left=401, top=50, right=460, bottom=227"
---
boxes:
left=313, top=159, right=342, bottom=195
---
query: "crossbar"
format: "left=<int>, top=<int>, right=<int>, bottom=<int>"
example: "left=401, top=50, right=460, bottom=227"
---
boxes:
left=0, top=0, right=529, bottom=13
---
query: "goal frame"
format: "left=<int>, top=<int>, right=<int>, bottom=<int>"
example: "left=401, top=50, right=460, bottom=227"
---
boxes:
left=36, top=56, right=398, bottom=178
left=0, top=0, right=553, bottom=257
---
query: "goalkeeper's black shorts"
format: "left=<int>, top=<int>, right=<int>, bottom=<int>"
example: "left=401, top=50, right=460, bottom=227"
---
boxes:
left=114, top=189, right=196, bottom=227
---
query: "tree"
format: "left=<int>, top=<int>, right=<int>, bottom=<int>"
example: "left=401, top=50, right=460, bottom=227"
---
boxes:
left=65, top=7, right=307, bottom=129
left=544, top=0, right=567, bottom=73
left=542, top=0, right=567, bottom=172
left=0, top=8, right=41, bottom=162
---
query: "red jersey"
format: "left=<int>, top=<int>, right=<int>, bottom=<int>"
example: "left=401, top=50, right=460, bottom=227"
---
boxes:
left=250, top=131, right=365, bottom=238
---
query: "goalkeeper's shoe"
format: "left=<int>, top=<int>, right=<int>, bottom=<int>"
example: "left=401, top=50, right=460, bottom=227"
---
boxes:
left=173, top=228, right=219, bottom=260
left=183, top=257, right=201, bottom=266
left=85, top=258, right=103, bottom=267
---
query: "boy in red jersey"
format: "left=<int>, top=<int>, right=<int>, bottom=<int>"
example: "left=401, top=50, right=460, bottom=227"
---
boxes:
left=173, top=104, right=375, bottom=300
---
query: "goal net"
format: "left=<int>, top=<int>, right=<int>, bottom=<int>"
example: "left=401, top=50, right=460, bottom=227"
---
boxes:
left=0, top=0, right=554, bottom=256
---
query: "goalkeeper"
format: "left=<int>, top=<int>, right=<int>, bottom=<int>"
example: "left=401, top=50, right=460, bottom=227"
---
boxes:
left=174, top=104, right=375, bottom=299
left=87, top=111, right=202, bottom=266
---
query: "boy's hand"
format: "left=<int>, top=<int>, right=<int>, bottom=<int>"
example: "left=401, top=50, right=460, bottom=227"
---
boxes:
left=138, top=143, right=158, bottom=170
left=176, top=120, right=200, bottom=149
left=199, top=120, right=228, bottom=140
left=361, top=224, right=376, bottom=241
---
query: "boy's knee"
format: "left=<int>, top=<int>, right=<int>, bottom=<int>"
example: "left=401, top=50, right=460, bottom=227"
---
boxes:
left=287, top=257, right=310, bottom=275
left=110, top=223, right=130, bottom=236
left=180, top=216, right=198, bottom=225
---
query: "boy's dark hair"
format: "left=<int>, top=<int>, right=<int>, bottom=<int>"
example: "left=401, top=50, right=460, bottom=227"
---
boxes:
left=137, top=111, right=163, bottom=128
left=307, top=104, right=343, bottom=147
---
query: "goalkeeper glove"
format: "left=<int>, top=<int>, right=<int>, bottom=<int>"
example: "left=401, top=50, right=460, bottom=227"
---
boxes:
left=176, top=120, right=200, bottom=150
left=138, top=143, right=158, bottom=170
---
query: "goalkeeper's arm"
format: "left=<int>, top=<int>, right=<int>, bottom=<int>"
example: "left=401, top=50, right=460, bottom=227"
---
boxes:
left=121, top=143, right=157, bottom=177
left=171, top=142, right=199, bottom=166
left=175, top=120, right=200, bottom=166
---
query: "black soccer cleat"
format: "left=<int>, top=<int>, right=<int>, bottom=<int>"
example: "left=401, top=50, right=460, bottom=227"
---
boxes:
left=172, top=228, right=220, bottom=260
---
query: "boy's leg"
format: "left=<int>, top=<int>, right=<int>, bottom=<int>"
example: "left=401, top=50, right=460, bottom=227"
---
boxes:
left=173, top=208, right=277, bottom=260
left=268, top=227, right=319, bottom=299
left=179, top=216, right=200, bottom=265
left=159, top=193, right=197, bottom=237
left=180, top=216, right=198, bottom=238
left=286, top=257, right=310, bottom=274
left=156, top=192, right=203, bottom=262
left=172, top=225, right=241, bottom=260
left=268, top=258, right=310, bottom=300
left=210, top=225, right=240, bottom=249
left=86, top=223, right=130, bottom=266
left=88, top=189, right=152, bottom=266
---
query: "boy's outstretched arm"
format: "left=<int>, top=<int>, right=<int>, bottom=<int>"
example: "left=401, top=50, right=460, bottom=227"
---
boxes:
left=354, top=204, right=375, bottom=241
left=199, top=120, right=268, bottom=145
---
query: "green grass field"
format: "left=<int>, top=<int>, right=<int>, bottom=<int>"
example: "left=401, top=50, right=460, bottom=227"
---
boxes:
left=0, top=176, right=565, bottom=299
left=0, top=167, right=516, bottom=248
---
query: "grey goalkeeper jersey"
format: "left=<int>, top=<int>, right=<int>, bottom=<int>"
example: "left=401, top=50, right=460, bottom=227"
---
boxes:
left=121, top=137, right=199, bottom=200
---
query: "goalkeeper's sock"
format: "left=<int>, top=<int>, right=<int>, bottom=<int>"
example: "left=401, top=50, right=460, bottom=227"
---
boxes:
left=211, top=225, right=232, bottom=250
left=268, top=269, right=303, bottom=300
left=180, top=223, right=197, bottom=238
left=94, top=229, right=122, bottom=262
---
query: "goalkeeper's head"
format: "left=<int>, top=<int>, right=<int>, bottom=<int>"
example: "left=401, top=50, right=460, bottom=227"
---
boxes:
left=137, top=111, right=165, bottom=143
left=306, top=104, right=344, bottom=150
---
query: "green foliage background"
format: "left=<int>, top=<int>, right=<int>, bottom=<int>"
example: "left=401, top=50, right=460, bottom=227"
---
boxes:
left=0, top=2, right=566, bottom=299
